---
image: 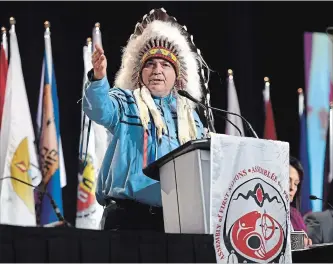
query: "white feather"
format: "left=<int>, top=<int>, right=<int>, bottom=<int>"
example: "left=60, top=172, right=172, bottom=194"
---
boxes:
left=141, top=86, right=167, bottom=139
left=114, top=20, right=203, bottom=106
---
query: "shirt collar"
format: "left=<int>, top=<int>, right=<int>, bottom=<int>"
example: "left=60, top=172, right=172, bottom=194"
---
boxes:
left=152, top=92, right=175, bottom=105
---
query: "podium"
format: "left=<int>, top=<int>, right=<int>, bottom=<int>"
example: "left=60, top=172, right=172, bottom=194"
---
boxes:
left=143, top=139, right=211, bottom=234
left=144, top=134, right=292, bottom=263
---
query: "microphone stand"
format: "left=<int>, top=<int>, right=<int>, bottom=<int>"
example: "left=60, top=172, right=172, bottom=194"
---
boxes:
left=207, top=108, right=242, bottom=136
left=178, top=91, right=243, bottom=136
left=207, top=104, right=258, bottom=138
left=309, top=195, right=333, bottom=210
left=0, top=176, right=72, bottom=227
left=178, top=90, right=257, bottom=138
left=197, top=99, right=242, bottom=136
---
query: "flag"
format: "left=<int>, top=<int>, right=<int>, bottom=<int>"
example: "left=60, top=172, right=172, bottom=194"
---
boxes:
left=0, top=28, right=8, bottom=130
left=36, top=25, right=65, bottom=226
left=322, top=102, right=332, bottom=209
left=298, top=89, right=312, bottom=215
left=304, top=32, right=331, bottom=212
left=329, top=102, right=333, bottom=184
left=327, top=53, right=333, bottom=185
left=225, top=71, right=244, bottom=136
left=263, top=78, right=277, bottom=140
left=324, top=58, right=333, bottom=207
left=75, top=38, right=103, bottom=229
left=323, top=112, right=330, bottom=207
left=75, top=23, right=109, bottom=229
left=322, top=46, right=333, bottom=205
left=0, top=22, right=42, bottom=226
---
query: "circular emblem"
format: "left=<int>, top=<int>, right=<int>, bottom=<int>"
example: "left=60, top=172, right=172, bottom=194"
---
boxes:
left=76, top=155, right=98, bottom=219
left=215, top=175, right=288, bottom=263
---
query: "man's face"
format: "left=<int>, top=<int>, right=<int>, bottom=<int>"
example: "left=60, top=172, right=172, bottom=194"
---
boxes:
left=141, top=58, right=176, bottom=97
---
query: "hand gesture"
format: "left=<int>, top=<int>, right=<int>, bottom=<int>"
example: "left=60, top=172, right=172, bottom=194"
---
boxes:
left=92, top=44, right=107, bottom=80
left=304, top=236, right=312, bottom=248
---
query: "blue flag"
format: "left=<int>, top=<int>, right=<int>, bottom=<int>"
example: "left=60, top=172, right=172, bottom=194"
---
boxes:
left=37, top=30, right=64, bottom=226
left=299, top=104, right=312, bottom=215
left=304, top=32, right=331, bottom=212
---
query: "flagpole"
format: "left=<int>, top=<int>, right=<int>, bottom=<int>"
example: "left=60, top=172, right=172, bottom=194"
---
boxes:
left=298, top=88, right=304, bottom=117
left=228, top=69, right=233, bottom=79
left=79, top=37, right=92, bottom=157
left=9, top=17, right=15, bottom=26
left=264, top=76, right=270, bottom=91
left=9, top=17, right=16, bottom=38
left=87, top=37, right=92, bottom=54
left=44, top=21, right=53, bottom=84
left=263, top=76, right=278, bottom=140
left=263, top=77, right=270, bottom=107
left=87, top=37, right=92, bottom=45
left=44, top=21, right=50, bottom=30
left=92, top=22, right=102, bottom=52
left=8, top=18, right=15, bottom=43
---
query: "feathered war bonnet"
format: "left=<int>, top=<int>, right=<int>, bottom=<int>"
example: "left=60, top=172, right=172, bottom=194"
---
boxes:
left=114, top=8, right=211, bottom=145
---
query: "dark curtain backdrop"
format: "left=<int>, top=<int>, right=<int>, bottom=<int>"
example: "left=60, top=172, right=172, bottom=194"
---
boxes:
left=0, top=1, right=332, bottom=225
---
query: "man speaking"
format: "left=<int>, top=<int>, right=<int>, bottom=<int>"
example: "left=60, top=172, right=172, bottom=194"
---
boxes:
left=82, top=8, right=210, bottom=231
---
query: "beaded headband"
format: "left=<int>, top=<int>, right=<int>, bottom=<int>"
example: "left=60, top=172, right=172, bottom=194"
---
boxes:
left=114, top=8, right=212, bottom=105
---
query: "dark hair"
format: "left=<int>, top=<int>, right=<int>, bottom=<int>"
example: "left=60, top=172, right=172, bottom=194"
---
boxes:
left=289, top=156, right=304, bottom=210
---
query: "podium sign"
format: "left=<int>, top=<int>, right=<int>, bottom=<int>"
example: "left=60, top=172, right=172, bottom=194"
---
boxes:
left=210, top=133, right=291, bottom=264
left=143, top=134, right=292, bottom=263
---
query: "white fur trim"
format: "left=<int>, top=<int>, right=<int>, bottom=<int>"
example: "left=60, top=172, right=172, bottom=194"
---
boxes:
left=133, top=87, right=197, bottom=146
left=133, top=89, right=150, bottom=131
left=177, top=95, right=192, bottom=144
left=187, top=107, right=197, bottom=140
left=140, top=86, right=167, bottom=140
left=114, top=20, right=202, bottom=105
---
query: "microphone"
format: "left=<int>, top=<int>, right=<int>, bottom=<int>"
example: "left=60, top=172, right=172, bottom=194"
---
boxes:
left=177, top=90, right=243, bottom=137
left=0, top=176, right=72, bottom=227
left=178, top=90, right=259, bottom=138
left=309, top=195, right=333, bottom=210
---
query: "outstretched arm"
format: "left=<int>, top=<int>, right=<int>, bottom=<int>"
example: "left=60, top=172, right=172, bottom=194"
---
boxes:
left=83, top=76, right=120, bottom=130
left=82, top=44, right=120, bottom=130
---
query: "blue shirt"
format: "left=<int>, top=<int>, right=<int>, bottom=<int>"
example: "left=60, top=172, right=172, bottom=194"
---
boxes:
left=83, top=77, right=205, bottom=207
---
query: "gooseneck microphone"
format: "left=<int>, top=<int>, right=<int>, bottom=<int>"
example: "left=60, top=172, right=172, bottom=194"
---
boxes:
left=309, top=195, right=333, bottom=210
left=0, top=176, right=72, bottom=227
left=178, top=90, right=258, bottom=138
left=177, top=90, right=242, bottom=136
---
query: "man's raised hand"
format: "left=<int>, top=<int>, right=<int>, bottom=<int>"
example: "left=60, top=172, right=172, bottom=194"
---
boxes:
left=92, top=44, right=107, bottom=80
